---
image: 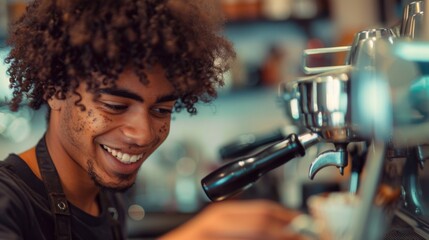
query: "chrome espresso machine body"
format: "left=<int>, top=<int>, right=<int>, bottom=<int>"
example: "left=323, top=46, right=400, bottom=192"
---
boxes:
left=201, top=1, right=429, bottom=239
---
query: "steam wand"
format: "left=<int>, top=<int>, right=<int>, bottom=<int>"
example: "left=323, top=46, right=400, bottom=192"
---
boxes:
left=201, top=132, right=320, bottom=201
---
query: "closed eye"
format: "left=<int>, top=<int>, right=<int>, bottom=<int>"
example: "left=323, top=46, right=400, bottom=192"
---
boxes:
left=152, top=107, right=173, bottom=117
left=101, top=102, right=128, bottom=112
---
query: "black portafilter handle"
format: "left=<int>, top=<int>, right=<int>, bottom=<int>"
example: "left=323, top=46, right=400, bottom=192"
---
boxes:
left=219, top=130, right=285, bottom=160
left=201, top=132, right=320, bottom=202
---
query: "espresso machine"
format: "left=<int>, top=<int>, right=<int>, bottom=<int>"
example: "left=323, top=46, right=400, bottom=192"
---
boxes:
left=201, top=1, right=429, bottom=239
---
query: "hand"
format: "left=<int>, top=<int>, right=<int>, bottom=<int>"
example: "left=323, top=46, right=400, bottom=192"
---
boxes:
left=159, top=199, right=306, bottom=240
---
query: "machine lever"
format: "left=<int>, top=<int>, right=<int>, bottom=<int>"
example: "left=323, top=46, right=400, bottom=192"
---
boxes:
left=219, top=129, right=285, bottom=160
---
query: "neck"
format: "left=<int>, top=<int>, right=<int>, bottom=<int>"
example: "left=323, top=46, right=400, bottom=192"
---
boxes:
left=20, top=130, right=101, bottom=216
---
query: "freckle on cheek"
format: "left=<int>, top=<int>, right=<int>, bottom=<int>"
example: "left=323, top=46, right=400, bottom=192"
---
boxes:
left=158, top=123, right=168, bottom=134
left=74, top=118, right=85, bottom=132
left=104, top=116, right=113, bottom=122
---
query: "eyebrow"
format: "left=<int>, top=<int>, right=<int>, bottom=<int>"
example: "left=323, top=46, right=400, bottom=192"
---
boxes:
left=96, top=88, right=178, bottom=103
left=97, top=88, right=144, bottom=102
left=156, top=93, right=178, bottom=103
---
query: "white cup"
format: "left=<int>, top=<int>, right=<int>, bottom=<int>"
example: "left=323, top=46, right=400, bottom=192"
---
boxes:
left=307, top=192, right=359, bottom=240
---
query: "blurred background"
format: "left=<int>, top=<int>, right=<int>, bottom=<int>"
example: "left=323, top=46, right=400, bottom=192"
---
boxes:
left=0, top=0, right=408, bottom=239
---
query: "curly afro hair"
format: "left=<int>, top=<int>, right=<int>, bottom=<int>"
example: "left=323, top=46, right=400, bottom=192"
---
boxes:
left=5, top=0, right=235, bottom=115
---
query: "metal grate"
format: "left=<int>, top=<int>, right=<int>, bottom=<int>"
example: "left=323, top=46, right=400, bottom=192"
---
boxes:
left=384, top=216, right=425, bottom=240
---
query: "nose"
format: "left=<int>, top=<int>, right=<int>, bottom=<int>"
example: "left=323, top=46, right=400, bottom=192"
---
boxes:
left=120, top=113, right=157, bottom=147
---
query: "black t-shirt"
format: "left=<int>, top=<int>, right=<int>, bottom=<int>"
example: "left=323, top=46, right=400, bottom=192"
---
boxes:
left=0, top=154, right=126, bottom=240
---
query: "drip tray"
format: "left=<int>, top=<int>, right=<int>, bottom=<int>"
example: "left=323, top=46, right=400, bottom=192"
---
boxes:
left=384, top=210, right=429, bottom=240
left=384, top=215, right=425, bottom=240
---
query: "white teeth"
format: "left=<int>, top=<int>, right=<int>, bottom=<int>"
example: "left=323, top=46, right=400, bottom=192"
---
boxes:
left=122, top=154, right=130, bottom=163
left=130, top=155, right=138, bottom=163
left=102, top=145, right=144, bottom=164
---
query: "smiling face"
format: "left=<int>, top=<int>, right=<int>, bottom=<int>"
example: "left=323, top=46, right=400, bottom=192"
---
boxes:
left=47, top=65, right=177, bottom=191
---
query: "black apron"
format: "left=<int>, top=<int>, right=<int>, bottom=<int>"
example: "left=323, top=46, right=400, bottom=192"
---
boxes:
left=36, top=136, right=123, bottom=240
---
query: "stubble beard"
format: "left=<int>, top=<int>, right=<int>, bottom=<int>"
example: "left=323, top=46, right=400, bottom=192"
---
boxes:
left=87, top=159, right=135, bottom=192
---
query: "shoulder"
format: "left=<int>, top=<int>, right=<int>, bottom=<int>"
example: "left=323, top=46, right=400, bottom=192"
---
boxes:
left=0, top=154, right=47, bottom=209
left=0, top=155, right=26, bottom=191
left=0, top=155, right=39, bottom=238
left=0, top=154, right=30, bottom=186
left=0, top=155, right=35, bottom=206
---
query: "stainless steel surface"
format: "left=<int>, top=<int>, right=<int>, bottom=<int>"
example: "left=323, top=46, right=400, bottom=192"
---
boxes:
left=278, top=81, right=302, bottom=125
left=393, top=210, right=429, bottom=239
left=308, top=144, right=348, bottom=179
left=349, top=170, right=359, bottom=194
left=401, top=149, right=429, bottom=216
left=297, top=28, right=396, bottom=143
left=348, top=29, right=396, bottom=141
left=292, top=66, right=367, bottom=182
left=404, top=11, right=424, bottom=39
left=416, top=145, right=429, bottom=168
left=387, top=43, right=429, bottom=146
left=294, top=67, right=361, bottom=143
left=400, top=1, right=424, bottom=37
left=409, top=75, right=429, bottom=117
left=351, top=141, right=388, bottom=240
left=301, top=46, right=351, bottom=74
left=297, top=131, right=321, bottom=149
left=346, top=28, right=396, bottom=66
left=301, top=27, right=396, bottom=75
left=350, top=2, right=429, bottom=239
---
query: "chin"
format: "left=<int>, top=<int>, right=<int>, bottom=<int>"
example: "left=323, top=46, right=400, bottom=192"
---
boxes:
left=99, top=181, right=135, bottom=193
left=92, top=174, right=136, bottom=192
left=88, top=161, right=136, bottom=192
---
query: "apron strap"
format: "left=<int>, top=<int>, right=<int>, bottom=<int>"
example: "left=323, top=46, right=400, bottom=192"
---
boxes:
left=35, top=136, right=124, bottom=240
left=36, top=137, right=72, bottom=240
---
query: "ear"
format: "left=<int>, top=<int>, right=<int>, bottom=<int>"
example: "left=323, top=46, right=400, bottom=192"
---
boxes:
left=45, top=88, right=67, bottom=111
left=47, top=97, right=62, bottom=111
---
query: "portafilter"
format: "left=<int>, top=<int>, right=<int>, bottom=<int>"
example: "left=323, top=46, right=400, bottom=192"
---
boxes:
left=290, top=67, right=366, bottom=183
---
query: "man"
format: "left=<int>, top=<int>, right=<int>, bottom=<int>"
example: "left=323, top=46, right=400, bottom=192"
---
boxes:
left=2, top=0, right=303, bottom=239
